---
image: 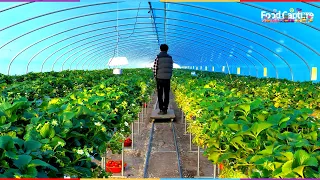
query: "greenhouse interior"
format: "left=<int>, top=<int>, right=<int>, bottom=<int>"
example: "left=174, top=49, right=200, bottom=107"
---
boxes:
left=0, top=0, right=319, bottom=179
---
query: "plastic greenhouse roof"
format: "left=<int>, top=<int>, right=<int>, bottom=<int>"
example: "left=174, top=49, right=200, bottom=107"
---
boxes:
left=0, top=1, right=319, bottom=82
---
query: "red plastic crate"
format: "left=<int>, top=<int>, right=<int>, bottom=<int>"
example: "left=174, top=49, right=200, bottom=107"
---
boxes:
left=106, top=160, right=127, bottom=173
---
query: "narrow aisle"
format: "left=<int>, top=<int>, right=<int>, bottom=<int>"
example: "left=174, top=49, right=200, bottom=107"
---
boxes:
left=100, top=91, right=215, bottom=178
left=147, top=122, right=180, bottom=178
left=143, top=91, right=180, bottom=178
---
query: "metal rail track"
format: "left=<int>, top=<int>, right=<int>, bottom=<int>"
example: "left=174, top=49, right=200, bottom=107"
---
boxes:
left=143, top=99, right=183, bottom=178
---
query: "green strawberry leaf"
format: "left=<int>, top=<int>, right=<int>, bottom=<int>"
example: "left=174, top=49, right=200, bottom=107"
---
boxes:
left=13, top=155, right=32, bottom=169
left=294, top=149, right=310, bottom=166
left=50, top=136, right=66, bottom=147
left=5, top=151, right=18, bottom=159
left=251, top=122, right=273, bottom=137
left=39, top=123, right=50, bottom=138
left=0, top=135, right=14, bottom=150
left=29, top=159, right=58, bottom=172
left=293, top=165, right=305, bottom=177
left=24, top=140, right=42, bottom=152
left=62, top=111, right=76, bottom=121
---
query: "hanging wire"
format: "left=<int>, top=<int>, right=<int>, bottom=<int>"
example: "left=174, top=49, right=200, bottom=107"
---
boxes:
left=107, top=2, right=142, bottom=68
left=164, top=2, right=167, bottom=44
left=225, top=60, right=232, bottom=80
left=148, top=2, right=160, bottom=46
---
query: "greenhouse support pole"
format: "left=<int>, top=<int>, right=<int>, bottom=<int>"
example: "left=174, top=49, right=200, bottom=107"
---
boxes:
left=181, top=111, right=186, bottom=133
left=164, top=2, right=167, bottom=44
left=197, top=146, right=200, bottom=177
left=189, top=132, right=192, bottom=151
left=131, top=122, right=134, bottom=150
left=148, top=2, right=160, bottom=46
left=213, top=164, right=217, bottom=178
left=226, top=61, right=232, bottom=80
left=143, top=103, right=145, bottom=117
left=138, top=113, right=140, bottom=134
left=102, top=150, right=107, bottom=178
left=121, top=142, right=124, bottom=177
left=116, top=2, right=119, bottom=58
left=184, top=121, right=187, bottom=135
left=142, top=104, right=144, bottom=125
left=101, top=153, right=106, bottom=171
left=181, top=110, right=183, bottom=123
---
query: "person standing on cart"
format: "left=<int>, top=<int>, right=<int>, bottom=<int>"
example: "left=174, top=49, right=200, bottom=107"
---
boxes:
left=153, top=44, right=173, bottom=115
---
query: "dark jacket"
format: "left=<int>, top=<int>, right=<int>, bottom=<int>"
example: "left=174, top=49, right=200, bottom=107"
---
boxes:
left=153, top=52, right=173, bottom=79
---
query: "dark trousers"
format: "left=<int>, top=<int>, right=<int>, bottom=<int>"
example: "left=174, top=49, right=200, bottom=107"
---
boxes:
left=156, top=78, right=170, bottom=111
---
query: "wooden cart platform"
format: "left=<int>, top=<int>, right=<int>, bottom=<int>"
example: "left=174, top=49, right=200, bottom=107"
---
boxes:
left=150, top=109, right=175, bottom=122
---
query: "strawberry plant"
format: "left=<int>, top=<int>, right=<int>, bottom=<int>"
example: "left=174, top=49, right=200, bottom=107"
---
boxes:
left=172, top=70, right=320, bottom=178
left=0, top=69, right=155, bottom=178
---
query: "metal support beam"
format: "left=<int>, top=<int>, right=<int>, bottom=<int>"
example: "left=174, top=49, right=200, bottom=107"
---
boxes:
left=164, top=2, right=167, bottom=44
left=148, top=2, right=160, bottom=46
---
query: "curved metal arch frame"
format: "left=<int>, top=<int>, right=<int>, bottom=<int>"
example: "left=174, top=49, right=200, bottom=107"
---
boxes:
left=20, top=19, right=259, bottom=77
left=0, top=1, right=122, bottom=32
left=5, top=0, right=316, bottom=57
left=71, top=38, right=158, bottom=70
left=165, top=42, right=243, bottom=69
left=154, top=16, right=294, bottom=80
left=171, top=46, right=241, bottom=74
left=0, top=2, right=33, bottom=13
left=55, top=24, right=160, bottom=71
left=39, top=27, right=153, bottom=72
left=16, top=17, right=150, bottom=73
left=74, top=37, right=239, bottom=71
left=34, top=24, right=245, bottom=74
left=158, top=23, right=278, bottom=78
left=170, top=53, right=223, bottom=71
left=74, top=35, right=240, bottom=71
left=51, top=31, right=175, bottom=69
left=2, top=7, right=289, bottom=79
left=152, top=8, right=311, bottom=80
left=90, top=42, right=236, bottom=72
left=79, top=42, right=159, bottom=70
left=160, top=27, right=264, bottom=67
left=171, top=2, right=320, bottom=56
left=75, top=34, right=245, bottom=72
left=82, top=48, right=158, bottom=71
left=95, top=51, right=198, bottom=71
left=54, top=29, right=154, bottom=71
left=173, top=54, right=238, bottom=74
left=90, top=42, right=223, bottom=71
left=303, top=2, right=320, bottom=8
left=60, top=34, right=157, bottom=71
left=1, top=8, right=284, bottom=79
left=87, top=35, right=250, bottom=74
left=71, top=39, right=191, bottom=70
left=66, top=29, right=250, bottom=72
left=142, top=53, right=204, bottom=69
left=10, top=16, right=290, bottom=79
left=89, top=48, right=221, bottom=72
left=1, top=7, right=150, bottom=53
left=21, top=20, right=254, bottom=74
left=36, top=28, right=246, bottom=73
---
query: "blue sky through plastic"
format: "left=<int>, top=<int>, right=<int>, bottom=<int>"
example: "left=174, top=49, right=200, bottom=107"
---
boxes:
left=0, top=0, right=319, bottom=82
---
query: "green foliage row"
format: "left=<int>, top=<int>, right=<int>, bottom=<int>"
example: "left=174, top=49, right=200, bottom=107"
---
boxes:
left=0, top=69, right=154, bottom=178
left=172, top=70, right=320, bottom=178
